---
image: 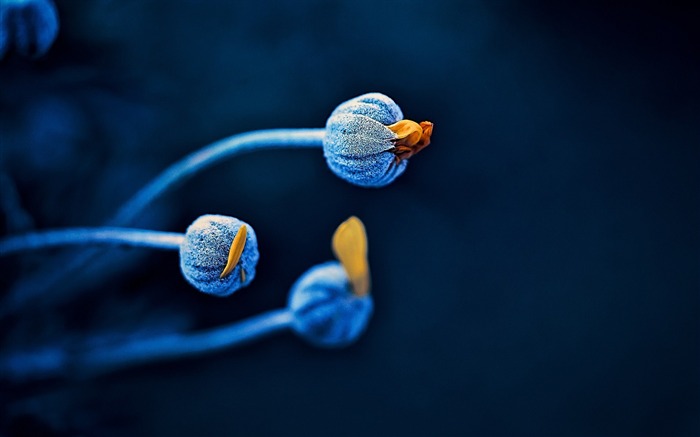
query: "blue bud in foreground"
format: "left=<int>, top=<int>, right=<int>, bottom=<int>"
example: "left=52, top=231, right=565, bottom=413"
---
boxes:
left=323, top=93, right=434, bottom=188
left=180, top=215, right=259, bottom=297
left=288, top=261, right=373, bottom=348
left=0, top=0, right=59, bottom=59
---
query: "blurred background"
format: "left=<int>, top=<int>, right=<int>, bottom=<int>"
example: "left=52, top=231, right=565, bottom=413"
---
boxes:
left=0, top=0, right=698, bottom=435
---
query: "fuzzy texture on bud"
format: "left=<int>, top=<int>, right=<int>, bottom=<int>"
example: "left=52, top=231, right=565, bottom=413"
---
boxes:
left=180, top=215, right=259, bottom=297
left=323, top=93, right=407, bottom=187
left=288, top=261, right=373, bottom=348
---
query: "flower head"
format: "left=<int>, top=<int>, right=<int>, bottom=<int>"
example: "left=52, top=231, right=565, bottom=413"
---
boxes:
left=289, top=261, right=373, bottom=348
left=288, top=217, right=373, bottom=347
left=179, top=215, right=259, bottom=297
left=323, top=93, right=433, bottom=187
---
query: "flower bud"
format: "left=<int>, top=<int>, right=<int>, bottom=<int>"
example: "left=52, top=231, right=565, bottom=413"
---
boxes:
left=323, top=93, right=433, bottom=187
left=180, top=215, right=259, bottom=297
left=288, top=261, right=373, bottom=348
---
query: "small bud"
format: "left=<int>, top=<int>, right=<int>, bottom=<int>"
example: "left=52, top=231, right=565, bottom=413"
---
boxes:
left=180, top=215, right=259, bottom=297
left=288, top=261, right=373, bottom=348
left=323, top=93, right=433, bottom=187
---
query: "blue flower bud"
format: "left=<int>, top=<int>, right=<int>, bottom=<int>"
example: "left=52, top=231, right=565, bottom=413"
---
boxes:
left=0, top=0, right=59, bottom=59
left=179, top=215, right=259, bottom=297
left=323, top=93, right=434, bottom=188
left=323, top=93, right=406, bottom=188
left=331, top=92, right=404, bottom=125
left=288, top=261, right=373, bottom=348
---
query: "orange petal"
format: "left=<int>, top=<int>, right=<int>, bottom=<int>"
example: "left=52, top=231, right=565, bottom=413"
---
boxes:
left=387, top=119, right=423, bottom=146
left=332, top=216, right=371, bottom=296
left=220, top=225, right=248, bottom=279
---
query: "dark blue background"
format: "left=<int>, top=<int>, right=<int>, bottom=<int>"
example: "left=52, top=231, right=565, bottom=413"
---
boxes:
left=1, top=1, right=698, bottom=435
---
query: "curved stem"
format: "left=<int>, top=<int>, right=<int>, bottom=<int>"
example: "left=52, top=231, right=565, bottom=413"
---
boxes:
left=79, top=308, right=293, bottom=373
left=0, top=309, right=294, bottom=381
left=111, top=128, right=325, bottom=226
left=0, top=228, right=184, bottom=256
left=3, top=128, right=325, bottom=314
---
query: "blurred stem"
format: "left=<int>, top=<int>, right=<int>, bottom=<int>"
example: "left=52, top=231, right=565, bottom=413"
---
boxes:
left=0, top=227, right=184, bottom=256
left=0, top=308, right=294, bottom=382
left=112, top=128, right=325, bottom=225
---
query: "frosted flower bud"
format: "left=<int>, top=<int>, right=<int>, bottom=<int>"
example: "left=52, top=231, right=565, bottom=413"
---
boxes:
left=180, top=215, right=259, bottom=297
left=288, top=261, right=373, bottom=348
left=323, top=93, right=433, bottom=188
left=288, top=216, right=374, bottom=347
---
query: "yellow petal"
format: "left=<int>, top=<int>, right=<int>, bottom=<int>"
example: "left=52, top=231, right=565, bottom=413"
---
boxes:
left=220, top=224, right=248, bottom=279
left=387, top=119, right=423, bottom=146
left=332, top=216, right=370, bottom=296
